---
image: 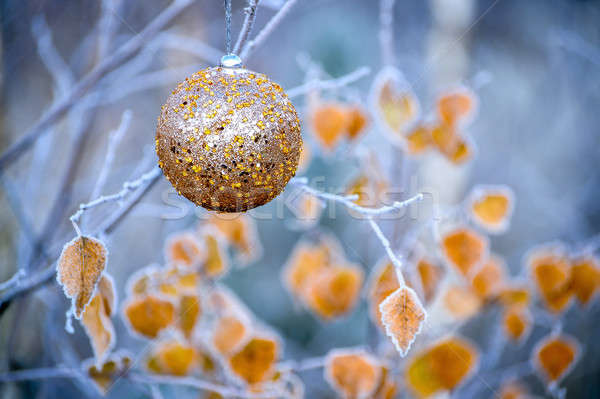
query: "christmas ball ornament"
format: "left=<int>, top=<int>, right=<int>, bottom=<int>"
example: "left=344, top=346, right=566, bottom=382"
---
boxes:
left=156, top=55, right=302, bottom=212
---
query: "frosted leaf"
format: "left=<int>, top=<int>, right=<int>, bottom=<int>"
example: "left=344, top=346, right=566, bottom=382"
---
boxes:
left=83, top=351, right=132, bottom=395
left=502, top=306, right=532, bottom=342
left=527, top=244, right=574, bottom=314
left=379, top=286, right=426, bottom=357
left=441, top=227, right=488, bottom=278
left=123, top=295, right=175, bottom=339
left=228, top=336, right=279, bottom=385
left=532, top=334, right=580, bottom=386
left=207, top=213, right=263, bottom=265
left=345, top=105, right=369, bottom=140
left=306, top=264, right=364, bottom=320
left=81, top=274, right=116, bottom=365
left=310, top=102, right=348, bottom=152
left=178, top=294, right=202, bottom=339
left=57, top=236, right=108, bottom=318
left=164, top=231, right=205, bottom=268
left=470, top=254, right=506, bottom=300
left=212, top=315, right=251, bottom=356
left=443, top=285, right=482, bottom=320
left=467, top=185, right=515, bottom=234
left=146, top=340, right=196, bottom=376
left=570, top=255, right=600, bottom=306
left=324, top=349, right=381, bottom=399
left=367, top=259, right=400, bottom=329
left=436, top=88, right=477, bottom=126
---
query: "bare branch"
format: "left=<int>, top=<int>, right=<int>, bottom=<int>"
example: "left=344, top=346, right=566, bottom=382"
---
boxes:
left=233, top=0, right=259, bottom=55
left=0, top=367, right=83, bottom=383
left=240, top=0, right=299, bottom=60
left=368, top=218, right=406, bottom=285
left=89, top=110, right=132, bottom=201
left=286, top=66, right=370, bottom=98
left=0, top=0, right=194, bottom=173
left=379, top=0, right=397, bottom=66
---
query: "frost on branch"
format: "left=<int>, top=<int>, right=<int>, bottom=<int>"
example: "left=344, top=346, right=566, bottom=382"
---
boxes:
left=57, top=236, right=108, bottom=319
left=81, top=274, right=116, bottom=365
left=324, top=349, right=382, bottom=399
left=379, top=286, right=426, bottom=357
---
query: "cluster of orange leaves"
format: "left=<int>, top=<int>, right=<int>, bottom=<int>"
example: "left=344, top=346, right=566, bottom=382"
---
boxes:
left=282, top=235, right=364, bottom=320
left=310, top=102, right=369, bottom=152
left=324, top=349, right=396, bottom=399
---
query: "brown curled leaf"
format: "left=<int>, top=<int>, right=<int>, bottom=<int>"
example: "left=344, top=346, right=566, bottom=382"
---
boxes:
left=57, top=236, right=108, bottom=318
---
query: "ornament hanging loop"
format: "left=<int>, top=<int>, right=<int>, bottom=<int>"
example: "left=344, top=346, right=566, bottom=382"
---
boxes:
left=220, top=53, right=243, bottom=68
left=222, top=0, right=243, bottom=68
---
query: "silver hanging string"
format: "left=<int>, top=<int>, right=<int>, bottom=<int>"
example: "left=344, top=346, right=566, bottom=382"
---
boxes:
left=224, top=0, right=232, bottom=54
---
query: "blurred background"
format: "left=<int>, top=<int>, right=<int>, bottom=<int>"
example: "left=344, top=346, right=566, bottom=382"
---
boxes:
left=1, top=0, right=599, bottom=398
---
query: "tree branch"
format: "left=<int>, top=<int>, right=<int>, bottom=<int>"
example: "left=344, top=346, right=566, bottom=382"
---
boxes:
left=233, top=0, right=259, bottom=55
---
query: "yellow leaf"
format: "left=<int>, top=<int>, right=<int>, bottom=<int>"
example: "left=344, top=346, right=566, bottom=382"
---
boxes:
left=533, top=334, right=579, bottom=385
left=146, top=341, right=196, bottom=376
left=178, top=294, right=202, bottom=339
left=470, top=255, right=506, bottom=300
left=436, top=89, right=476, bottom=126
left=306, top=265, right=363, bottom=320
left=57, top=236, right=108, bottom=318
left=441, top=227, right=488, bottom=278
left=165, top=232, right=204, bottom=268
left=123, top=295, right=175, bottom=339
left=81, top=274, right=116, bottom=364
left=282, top=240, right=335, bottom=299
left=405, top=124, right=433, bottom=155
left=405, top=337, right=479, bottom=398
left=570, top=256, right=600, bottom=306
left=443, top=285, right=482, bottom=320
left=468, top=185, right=514, bottom=233
left=84, top=351, right=132, bottom=395
left=527, top=245, right=573, bottom=314
left=310, top=103, right=348, bottom=152
left=325, top=349, right=381, bottom=399
left=229, top=336, right=279, bottom=385
left=201, top=229, right=229, bottom=277
left=502, top=306, right=531, bottom=342
left=208, top=213, right=262, bottom=264
left=379, top=286, right=426, bottom=357
left=345, top=105, right=369, bottom=140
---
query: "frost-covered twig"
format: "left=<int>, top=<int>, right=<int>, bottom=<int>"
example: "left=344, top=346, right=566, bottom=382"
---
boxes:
left=128, top=373, right=280, bottom=398
left=0, top=0, right=193, bottom=173
left=379, top=0, right=396, bottom=66
left=160, top=33, right=223, bottom=64
left=277, top=355, right=326, bottom=372
left=89, top=110, right=132, bottom=201
left=368, top=218, right=406, bottom=285
left=240, top=0, right=299, bottom=60
left=291, top=177, right=423, bottom=217
left=286, top=66, right=371, bottom=98
left=31, top=15, right=74, bottom=97
left=233, top=0, right=259, bottom=55
left=0, top=270, right=26, bottom=292
left=0, top=367, right=83, bottom=383
left=70, top=166, right=162, bottom=236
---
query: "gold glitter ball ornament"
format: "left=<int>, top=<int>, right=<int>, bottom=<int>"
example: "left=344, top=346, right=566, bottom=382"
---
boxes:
left=156, top=63, right=302, bottom=212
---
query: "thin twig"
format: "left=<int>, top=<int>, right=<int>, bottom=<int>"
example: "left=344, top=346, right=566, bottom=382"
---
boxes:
left=240, top=0, right=298, bottom=60
left=379, top=0, right=396, bottom=66
left=368, top=218, right=406, bottom=285
left=277, top=355, right=326, bottom=373
left=233, top=0, right=259, bottom=55
left=128, top=373, right=280, bottom=398
left=0, top=270, right=26, bottom=292
left=71, top=166, right=162, bottom=236
left=0, top=0, right=193, bottom=173
left=291, top=177, right=423, bottom=217
left=89, top=110, right=132, bottom=201
left=0, top=367, right=83, bottom=383
left=286, top=66, right=370, bottom=98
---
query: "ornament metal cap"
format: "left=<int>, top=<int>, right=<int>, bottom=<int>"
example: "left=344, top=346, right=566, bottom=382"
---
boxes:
left=220, top=54, right=243, bottom=68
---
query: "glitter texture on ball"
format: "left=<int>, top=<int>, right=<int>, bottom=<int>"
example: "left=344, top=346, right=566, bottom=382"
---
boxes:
left=156, top=66, right=302, bottom=212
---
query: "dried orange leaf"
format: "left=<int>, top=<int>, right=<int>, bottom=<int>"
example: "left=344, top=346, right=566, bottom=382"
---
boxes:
left=570, top=256, right=600, bottom=306
left=443, top=284, right=482, bottom=320
left=502, top=306, right=532, bottom=342
left=498, top=380, right=529, bottom=399
left=373, top=367, right=398, bottom=399
left=527, top=245, right=573, bottom=314
left=57, top=236, right=108, bottom=318
left=147, top=341, right=196, bottom=376
left=431, top=122, right=460, bottom=155
left=282, top=241, right=331, bottom=299
left=208, top=213, right=262, bottom=264
left=81, top=274, right=116, bottom=364
left=178, top=294, right=201, bottom=339
left=307, top=265, right=363, bottom=320
left=405, top=337, right=479, bottom=398
left=212, top=315, right=251, bottom=356
left=498, top=284, right=531, bottom=308
left=379, top=286, right=426, bottom=357
left=437, top=89, right=476, bottom=126
left=123, top=295, right=175, bottom=339
left=406, top=124, right=433, bottom=155
left=345, top=105, right=369, bottom=140
left=533, top=334, right=580, bottom=385
left=468, top=185, right=514, bottom=233
left=415, top=257, right=444, bottom=303
left=84, top=351, right=132, bottom=395
left=445, top=135, right=474, bottom=165
left=229, top=336, right=279, bottom=385
left=367, top=260, right=400, bottom=328
left=202, top=229, right=229, bottom=277
left=470, top=255, right=506, bottom=300
left=165, top=232, right=204, bottom=267
left=325, top=349, right=381, bottom=399
left=371, top=66, right=419, bottom=144
left=441, top=227, right=488, bottom=278
left=311, top=103, right=348, bottom=151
